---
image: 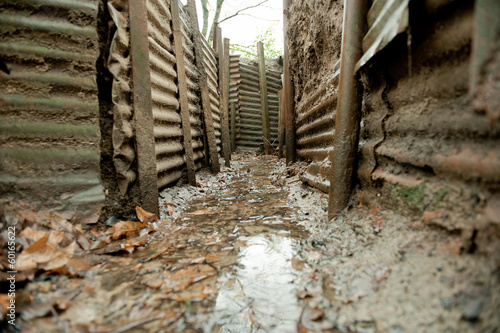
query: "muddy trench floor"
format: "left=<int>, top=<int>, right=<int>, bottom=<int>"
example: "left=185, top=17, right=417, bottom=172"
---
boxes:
left=1, top=154, right=499, bottom=332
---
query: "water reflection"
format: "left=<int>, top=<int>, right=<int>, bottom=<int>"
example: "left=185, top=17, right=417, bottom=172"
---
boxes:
left=214, top=234, right=302, bottom=332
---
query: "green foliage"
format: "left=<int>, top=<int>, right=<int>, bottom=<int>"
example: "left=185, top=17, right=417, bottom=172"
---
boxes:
left=230, top=23, right=283, bottom=59
left=392, top=184, right=427, bottom=211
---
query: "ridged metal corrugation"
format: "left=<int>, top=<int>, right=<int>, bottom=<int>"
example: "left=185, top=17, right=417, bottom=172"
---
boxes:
left=201, top=36, right=222, bottom=154
left=147, top=0, right=184, bottom=189
left=179, top=4, right=204, bottom=170
left=295, top=72, right=339, bottom=162
left=0, top=0, right=100, bottom=197
left=229, top=55, right=242, bottom=144
left=358, top=2, right=500, bottom=230
left=237, top=61, right=282, bottom=150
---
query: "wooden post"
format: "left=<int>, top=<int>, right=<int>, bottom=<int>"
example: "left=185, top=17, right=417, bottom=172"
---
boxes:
left=230, top=102, right=236, bottom=152
left=278, top=89, right=285, bottom=158
left=128, top=0, right=159, bottom=216
left=171, top=0, right=196, bottom=186
left=187, top=0, right=220, bottom=174
left=283, top=0, right=295, bottom=165
left=221, top=37, right=231, bottom=165
left=217, top=29, right=231, bottom=167
left=257, top=41, right=271, bottom=155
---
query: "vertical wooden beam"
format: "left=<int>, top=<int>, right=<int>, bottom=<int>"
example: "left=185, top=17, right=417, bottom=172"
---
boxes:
left=328, top=0, right=369, bottom=218
left=283, top=0, right=295, bottom=165
left=220, top=37, right=231, bottom=166
left=187, top=0, right=220, bottom=174
left=257, top=41, right=271, bottom=155
left=230, top=102, right=236, bottom=152
left=128, top=0, right=159, bottom=216
left=278, top=89, right=285, bottom=158
left=171, top=0, right=196, bottom=186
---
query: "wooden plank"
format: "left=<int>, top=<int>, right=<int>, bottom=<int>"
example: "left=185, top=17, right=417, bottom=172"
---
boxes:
left=171, top=0, right=196, bottom=185
left=257, top=41, right=271, bottom=155
left=230, top=102, right=236, bottom=152
left=128, top=0, right=159, bottom=216
left=219, top=35, right=231, bottom=166
left=278, top=89, right=285, bottom=158
left=187, top=0, right=220, bottom=173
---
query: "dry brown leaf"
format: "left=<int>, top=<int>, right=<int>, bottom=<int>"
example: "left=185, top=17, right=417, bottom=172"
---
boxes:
left=19, top=227, right=47, bottom=245
left=121, top=238, right=147, bottom=253
left=206, top=253, right=221, bottom=264
left=0, top=294, right=12, bottom=317
left=39, top=241, right=75, bottom=271
left=167, top=205, right=175, bottom=216
left=108, top=221, right=147, bottom=240
left=141, top=274, right=164, bottom=289
left=136, top=206, right=157, bottom=223
left=188, top=207, right=221, bottom=215
left=163, top=265, right=216, bottom=291
left=16, top=231, right=64, bottom=271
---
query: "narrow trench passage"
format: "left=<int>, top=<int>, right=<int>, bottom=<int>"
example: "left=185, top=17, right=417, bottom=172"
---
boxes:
left=19, top=154, right=312, bottom=332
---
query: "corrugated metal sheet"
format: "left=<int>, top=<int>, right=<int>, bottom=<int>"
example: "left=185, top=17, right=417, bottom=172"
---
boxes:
left=358, top=1, right=500, bottom=230
left=355, top=0, right=409, bottom=71
left=146, top=0, right=185, bottom=189
left=295, top=67, right=339, bottom=162
left=229, top=55, right=242, bottom=146
left=0, top=0, right=101, bottom=201
left=179, top=4, right=204, bottom=170
left=201, top=36, right=222, bottom=155
left=234, top=60, right=282, bottom=150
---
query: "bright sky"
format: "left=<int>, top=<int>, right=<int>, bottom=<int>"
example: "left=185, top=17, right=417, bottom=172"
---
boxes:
left=193, top=0, right=284, bottom=53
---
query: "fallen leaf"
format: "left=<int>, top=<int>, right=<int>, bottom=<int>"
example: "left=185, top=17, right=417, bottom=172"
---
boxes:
left=130, top=263, right=142, bottom=271
left=167, top=205, right=175, bottom=216
left=136, top=206, right=157, bottom=223
left=108, top=221, right=147, bottom=240
left=188, top=207, right=221, bottom=215
left=19, top=227, right=47, bottom=245
left=16, top=231, right=64, bottom=271
left=121, top=238, right=147, bottom=253
left=206, top=253, right=221, bottom=264
left=39, top=241, right=75, bottom=271
left=163, top=265, right=216, bottom=291
left=141, top=274, right=164, bottom=289
left=0, top=294, right=12, bottom=317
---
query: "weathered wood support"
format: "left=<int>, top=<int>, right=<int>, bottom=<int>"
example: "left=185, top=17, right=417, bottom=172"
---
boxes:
left=217, top=30, right=231, bottom=166
left=171, top=0, right=196, bottom=186
left=230, top=102, right=236, bottom=152
left=128, top=0, right=159, bottom=216
left=278, top=89, right=285, bottom=158
left=257, top=41, right=271, bottom=155
left=283, top=0, right=295, bottom=164
left=187, top=0, right=220, bottom=174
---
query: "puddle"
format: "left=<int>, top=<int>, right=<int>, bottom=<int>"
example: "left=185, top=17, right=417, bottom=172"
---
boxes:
left=213, top=234, right=302, bottom=332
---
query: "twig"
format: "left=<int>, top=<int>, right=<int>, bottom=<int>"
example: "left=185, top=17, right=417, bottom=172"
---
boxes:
left=218, top=0, right=270, bottom=24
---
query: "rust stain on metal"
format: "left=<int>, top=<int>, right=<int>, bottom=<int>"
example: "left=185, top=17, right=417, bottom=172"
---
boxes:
left=129, top=0, right=159, bottom=216
left=257, top=41, right=271, bottom=155
left=329, top=0, right=369, bottom=219
left=187, top=0, right=220, bottom=174
left=171, top=0, right=196, bottom=186
left=283, top=0, right=296, bottom=165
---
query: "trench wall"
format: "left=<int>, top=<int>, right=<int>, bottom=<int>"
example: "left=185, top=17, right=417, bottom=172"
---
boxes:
left=0, top=0, right=102, bottom=218
left=286, top=0, right=500, bottom=236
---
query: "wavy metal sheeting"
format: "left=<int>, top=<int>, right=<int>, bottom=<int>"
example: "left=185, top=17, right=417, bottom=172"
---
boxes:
left=355, top=0, right=409, bottom=71
left=229, top=55, right=242, bottom=144
left=235, top=61, right=282, bottom=150
left=200, top=37, right=222, bottom=154
left=146, top=0, right=185, bottom=189
left=0, top=0, right=100, bottom=195
left=179, top=4, right=204, bottom=170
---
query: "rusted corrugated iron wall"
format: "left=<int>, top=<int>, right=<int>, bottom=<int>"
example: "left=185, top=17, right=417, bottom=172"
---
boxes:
left=179, top=4, right=204, bottom=171
left=0, top=0, right=101, bottom=206
left=201, top=36, right=222, bottom=156
left=233, top=60, right=282, bottom=150
left=356, top=0, right=500, bottom=231
left=146, top=0, right=185, bottom=189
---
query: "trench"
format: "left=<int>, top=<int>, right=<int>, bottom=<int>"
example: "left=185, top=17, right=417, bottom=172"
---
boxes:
left=154, top=154, right=310, bottom=331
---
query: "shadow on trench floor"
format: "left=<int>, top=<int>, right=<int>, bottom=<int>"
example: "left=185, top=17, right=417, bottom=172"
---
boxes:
left=2, top=153, right=500, bottom=332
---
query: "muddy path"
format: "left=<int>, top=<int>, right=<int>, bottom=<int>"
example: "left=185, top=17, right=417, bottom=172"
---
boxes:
left=5, top=155, right=311, bottom=332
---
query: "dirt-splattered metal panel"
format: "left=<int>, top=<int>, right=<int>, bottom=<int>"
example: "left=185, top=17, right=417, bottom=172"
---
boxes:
left=234, top=60, right=282, bottom=150
left=179, top=4, right=204, bottom=170
left=200, top=36, right=222, bottom=155
left=0, top=0, right=101, bottom=202
left=146, top=0, right=185, bottom=189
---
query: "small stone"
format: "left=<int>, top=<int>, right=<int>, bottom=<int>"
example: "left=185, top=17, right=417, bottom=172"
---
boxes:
left=440, top=298, right=452, bottom=310
left=461, top=299, right=482, bottom=321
